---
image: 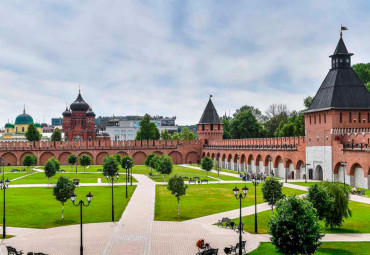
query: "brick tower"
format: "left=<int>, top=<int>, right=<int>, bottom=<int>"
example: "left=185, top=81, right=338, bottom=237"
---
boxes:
left=197, top=96, right=224, bottom=144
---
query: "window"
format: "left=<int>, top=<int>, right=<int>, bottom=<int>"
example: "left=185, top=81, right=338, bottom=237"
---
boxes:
left=346, top=59, right=349, bottom=63
left=358, top=113, right=361, bottom=123
left=314, top=115, right=316, bottom=124
left=349, top=112, right=352, bottom=123
left=319, top=114, right=321, bottom=124
left=324, top=113, right=326, bottom=123
left=22, top=127, right=24, bottom=132
left=340, top=59, right=343, bottom=63
left=310, top=115, right=311, bottom=124
left=340, top=112, right=342, bottom=123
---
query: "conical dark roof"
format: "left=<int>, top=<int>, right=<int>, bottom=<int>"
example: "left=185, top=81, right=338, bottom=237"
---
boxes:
left=199, top=98, right=221, bottom=124
left=307, top=37, right=370, bottom=113
left=70, top=92, right=89, bottom=112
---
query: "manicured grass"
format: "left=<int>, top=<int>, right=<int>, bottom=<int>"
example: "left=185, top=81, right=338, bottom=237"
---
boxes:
left=150, top=165, right=240, bottom=182
left=190, top=164, right=239, bottom=175
left=235, top=201, right=370, bottom=234
left=0, top=186, right=136, bottom=228
left=39, top=165, right=106, bottom=172
left=0, top=166, right=36, bottom=173
left=247, top=242, right=370, bottom=254
left=10, top=172, right=137, bottom=184
left=155, top=183, right=305, bottom=221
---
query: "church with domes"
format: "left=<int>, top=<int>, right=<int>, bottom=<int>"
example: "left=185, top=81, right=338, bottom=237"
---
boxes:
left=1, top=106, right=43, bottom=141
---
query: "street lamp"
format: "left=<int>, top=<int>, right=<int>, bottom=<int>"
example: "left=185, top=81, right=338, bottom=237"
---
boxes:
left=252, top=178, right=259, bottom=233
left=284, top=158, right=289, bottom=183
left=269, top=157, right=272, bottom=177
left=341, top=161, right=347, bottom=187
left=304, top=163, right=311, bottom=183
left=106, top=172, right=120, bottom=222
left=71, top=192, right=93, bottom=255
left=233, top=186, right=249, bottom=255
left=0, top=159, right=9, bottom=238
left=124, top=159, right=133, bottom=198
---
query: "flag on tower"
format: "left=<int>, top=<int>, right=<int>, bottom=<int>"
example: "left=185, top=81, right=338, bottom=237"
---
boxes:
left=341, top=25, right=348, bottom=31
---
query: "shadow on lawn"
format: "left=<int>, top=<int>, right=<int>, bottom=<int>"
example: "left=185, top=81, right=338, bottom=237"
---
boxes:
left=318, top=247, right=354, bottom=254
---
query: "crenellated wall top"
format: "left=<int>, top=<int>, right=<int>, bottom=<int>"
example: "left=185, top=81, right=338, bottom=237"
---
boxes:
left=207, top=136, right=305, bottom=147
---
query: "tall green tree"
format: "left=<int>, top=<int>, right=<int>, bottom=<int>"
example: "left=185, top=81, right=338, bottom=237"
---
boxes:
left=121, top=155, right=134, bottom=169
left=307, top=184, right=335, bottom=221
left=222, top=117, right=232, bottom=139
left=167, top=175, right=188, bottom=216
left=156, top=155, right=173, bottom=182
left=51, top=128, right=62, bottom=142
left=353, top=63, right=370, bottom=92
left=135, top=114, right=160, bottom=140
left=261, top=177, right=285, bottom=211
left=50, top=157, right=60, bottom=172
left=44, top=158, right=57, bottom=184
left=144, top=153, right=156, bottom=174
left=171, top=132, right=180, bottom=141
left=79, top=155, right=92, bottom=173
left=31, top=154, right=38, bottom=166
left=160, top=129, right=171, bottom=140
left=53, top=176, right=75, bottom=219
left=322, top=182, right=352, bottom=228
left=113, top=153, right=122, bottom=164
left=68, top=154, right=78, bottom=173
left=304, top=96, right=314, bottom=109
left=103, top=155, right=119, bottom=177
left=269, top=196, right=324, bottom=255
left=275, top=112, right=304, bottom=137
left=201, top=156, right=213, bottom=179
left=231, top=110, right=263, bottom=138
left=180, top=127, right=195, bottom=140
left=234, top=105, right=267, bottom=123
left=25, top=124, right=41, bottom=145
left=23, top=155, right=33, bottom=173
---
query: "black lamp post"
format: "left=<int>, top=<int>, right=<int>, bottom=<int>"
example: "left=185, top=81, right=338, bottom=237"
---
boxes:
left=0, top=159, right=9, bottom=239
left=304, top=163, right=311, bottom=183
left=269, top=156, right=272, bottom=176
left=284, top=158, right=288, bottom=183
left=125, top=159, right=132, bottom=198
left=106, top=172, right=119, bottom=222
left=233, top=186, right=249, bottom=255
left=341, top=161, right=347, bottom=187
left=71, top=192, right=93, bottom=255
left=252, top=179, right=259, bottom=233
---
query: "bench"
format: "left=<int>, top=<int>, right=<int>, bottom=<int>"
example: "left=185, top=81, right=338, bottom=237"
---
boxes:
left=6, top=246, right=23, bottom=255
left=234, top=222, right=244, bottom=233
left=189, top=179, right=196, bottom=184
left=352, top=190, right=366, bottom=196
left=201, top=249, right=218, bottom=255
left=193, top=177, right=200, bottom=181
left=11, top=169, right=20, bottom=172
left=217, top=218, right=234, bottom=228
left=27, top=253, right=48, bottom=255
left=230, top=241, right=246, bottom=254
left=73, top=179, right=80, bottom=186
left=21, top=168, right=26, bottom=172
left=97, top=169, right=103, bottom=172
left=59, top=169, right=66, bottom=173
left=201, top=179, right=208, bottom=184
left=182, top=176, right=189, bottom=181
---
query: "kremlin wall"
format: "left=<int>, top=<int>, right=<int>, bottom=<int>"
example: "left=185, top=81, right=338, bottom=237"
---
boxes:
left=0, top=34, right=369, bottom=189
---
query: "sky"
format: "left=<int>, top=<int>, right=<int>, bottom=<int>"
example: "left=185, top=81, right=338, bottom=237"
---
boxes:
left=0, top=0, right=370, bottom=126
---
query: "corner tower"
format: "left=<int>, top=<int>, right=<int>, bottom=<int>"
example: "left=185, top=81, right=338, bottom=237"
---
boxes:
left=197, top=96, right=223, bottom=144
left=304, top=33, right=370, bottom=181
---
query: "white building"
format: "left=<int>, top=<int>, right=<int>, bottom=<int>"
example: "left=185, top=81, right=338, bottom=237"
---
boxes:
left=105, top=116, right=177, bottom=141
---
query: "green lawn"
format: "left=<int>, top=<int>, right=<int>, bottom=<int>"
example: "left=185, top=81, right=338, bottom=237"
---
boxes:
left=155, top=183, right=306, bottom=221
left=247, top=242, right=370, bottom=255
left=0, top=186, right=136, bottom=228
left=235, top=201, right=370, bottom=234
left=0, top=166, right=36, bottom=173
left=190, top=164, right=241, bottom=175
left=10, top=172, right=137, bottom=184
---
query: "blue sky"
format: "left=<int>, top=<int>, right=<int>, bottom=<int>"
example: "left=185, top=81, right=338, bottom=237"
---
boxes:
left=0, top=0, right=370, bottom=126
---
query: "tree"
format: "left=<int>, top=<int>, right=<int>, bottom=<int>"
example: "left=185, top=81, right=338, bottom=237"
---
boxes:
left=68, top=154, right=78, bottom=173
left=144, top=153, right=156, bottom=174
left=25, top=124, right=41, bottom=145
left=44, top=158, right=57, bottom=184
left=135, top=114, right=160, bottom=140
left=113, top=153, right=122, bottom=164
left=234, top=105, right=267, bottom=123
left=353, top=63, right=370, bottom=92
left=201, top=156, right=213, bottom=179
left=121, top=155, right=134, bottom=170
left=222, top=117, right=232, bottom=139
left=231, top=110, right=263, bottom=138
left=265, top=104, right=288, bottom=119
left=31, top=154, right=38, bottom=166
left=274, top=112, right=305, bottom=137
left=160, top=129, right=171, bottom=141
left=103, top=155, right=119, bottom=177
left=167, top=175, right=187, bottom=216
left=307, top=184, right=334, bottom=221
left=50, top=157, right=60, bottom=172
left=156, top=155, right=173, bottom=182
left=51, top=128, right=62, bottom=142
left=261, top=178, right=285, bottom=211
left=171, top=132, right=180, bottom=141
left=304, top=96, right=314, bottom=109
left=322, top=182, right=352, bottom=228
left=79, top=155, right=92, bottom=173
left=53, top=176, right=75, bottom=219
left=269, top=196, right=324, bottom=255
left=23, top=155, right=33, bottom=173
left=180, top=127, right=195, bottom=140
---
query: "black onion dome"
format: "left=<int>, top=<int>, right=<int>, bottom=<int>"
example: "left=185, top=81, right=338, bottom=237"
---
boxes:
left=62, top=106, right=71, bottom=117
left=86, top=106, right=96, bottom=117
left=70, top=92, right=89, bottom=112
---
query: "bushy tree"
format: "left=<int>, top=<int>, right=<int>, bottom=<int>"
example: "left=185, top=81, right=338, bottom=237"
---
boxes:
left=45, top=158, right=58, bottom=184
left=269, top=196, right=324, bottom=255
left=304, top=96, right=314, bottom=109
left=103, top=155, right=119, bottom=177
left=68, top=154, right=78, bottom=173
left=135, top=114, right=160, bottom=140
left=307, top=184, right=334, bottom=220
left=167, top=175, right=187, bottom=216
left=79, top=155, right=92, bottom=173
left=23, top=155, right=33, bottom=173
left=222, top=116, right=232, bottom=139
left=201, top=156, right=213, bottom=179
left=113, top=153, right=122, bottom=164
left=31, top=154, right=38, bottom=166
left=156, top=155, right=173, bottom=182
left=25, top=124, right=41, bottom=145
left=121, top=155, right=134, bottom=169
left=160, top=129, right=171, bottom=140
left=233, top=105, right=267, bottom=123
left=322, top=182, right=352, bottom=228
left=261, top=178, right=285, bottom=211
left=180, top=127, right=195, bottom=140
left=231, top=110, right=263, bottom=138
left=51, top=128, right=62, bottom=142
left=171, top=132, right=180, bottom=141
left=53, top=176, right=75, bottom=219
left=275, top=112, right=305, bottom=137
left=49, top=157, right=60, bottom=172
left=353, top=63, right=370, bottom=92
left=145, top=153, right=156, bottom=174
